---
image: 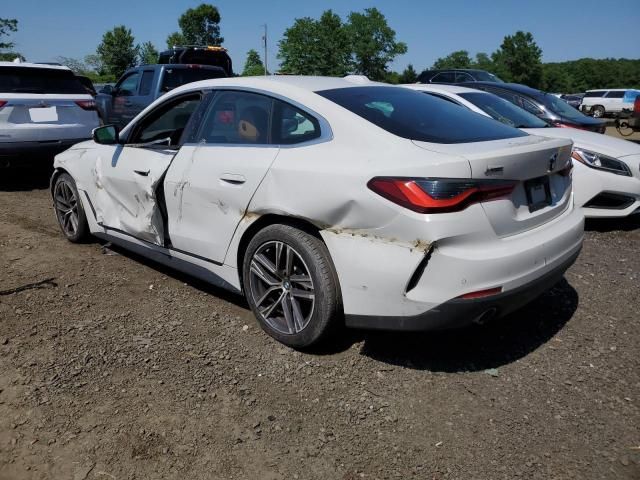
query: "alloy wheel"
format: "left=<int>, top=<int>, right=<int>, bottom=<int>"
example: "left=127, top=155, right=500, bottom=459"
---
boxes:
left=249, top=240, right=316, bottom=335
left=54, top=180, right=79, bottom=237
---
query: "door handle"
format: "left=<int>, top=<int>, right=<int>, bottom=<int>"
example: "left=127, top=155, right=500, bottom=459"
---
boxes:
left=220, top=173, right=246, bottom=185
left=134, top=169, right=150, bottom=176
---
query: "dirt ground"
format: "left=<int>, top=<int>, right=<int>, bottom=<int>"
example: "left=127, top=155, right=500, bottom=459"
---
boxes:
left=0, top=167, right=639, bottom=480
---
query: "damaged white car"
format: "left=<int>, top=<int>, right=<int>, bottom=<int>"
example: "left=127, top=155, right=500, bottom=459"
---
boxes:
left=51, top=76, right=584, bottom=347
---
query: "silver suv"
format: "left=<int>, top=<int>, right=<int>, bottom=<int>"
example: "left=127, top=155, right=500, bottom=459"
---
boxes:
left=0, top=61, right=100, bottom=168
left=580, top=89, right=640, bottom=118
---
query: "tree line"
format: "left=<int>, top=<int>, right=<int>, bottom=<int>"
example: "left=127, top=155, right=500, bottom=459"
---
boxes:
left=1, top=7, right=639, bottom=93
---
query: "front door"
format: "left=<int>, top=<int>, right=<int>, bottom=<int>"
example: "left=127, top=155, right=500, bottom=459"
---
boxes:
left=95, top=93, right=204, bottom=245
left=109, top=71, right=141, bottom=128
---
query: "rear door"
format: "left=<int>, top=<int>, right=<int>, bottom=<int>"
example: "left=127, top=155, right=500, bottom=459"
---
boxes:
left=95, top=92, right=204, bottom=245
left=164, top=89, right=288, bottom=263
left=0, top=66, right=98, bottom=143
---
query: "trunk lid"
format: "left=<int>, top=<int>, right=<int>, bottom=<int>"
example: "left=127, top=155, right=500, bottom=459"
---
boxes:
left=413, top=134, right=574, bottom=237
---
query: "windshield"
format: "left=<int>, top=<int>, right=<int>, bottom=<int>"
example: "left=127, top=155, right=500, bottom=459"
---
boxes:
left=317, top=86, right=526, bottom=144
left=0, top=67, right=86, bottom=94
left=473, top=71, right=504, bottom=82
left=459, top=92, right=548, bottom=128
left=541, top=92, right=588, bottom=120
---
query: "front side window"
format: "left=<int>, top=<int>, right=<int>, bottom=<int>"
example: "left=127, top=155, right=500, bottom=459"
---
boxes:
left=131, top=94, right=202, bottom=145
left=199, top=91, right=273, bottom=144
left=117, top=73, right=140, bottom=96
left=317, top=86, right=527, bottom=144
left=455, top=73, right=474, bottom=83
left=584, top=91, right=606, bottom=98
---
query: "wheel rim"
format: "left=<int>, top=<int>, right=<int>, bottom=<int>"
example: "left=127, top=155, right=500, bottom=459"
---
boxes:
left=54, top=180, right=79, bottom=237
left=593, top=108, right=603, bottom=117
left=249, top=240, right=315, bottom=335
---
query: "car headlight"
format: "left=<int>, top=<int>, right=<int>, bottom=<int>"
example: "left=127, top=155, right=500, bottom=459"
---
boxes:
left=571, top=148, right=632, bottom=176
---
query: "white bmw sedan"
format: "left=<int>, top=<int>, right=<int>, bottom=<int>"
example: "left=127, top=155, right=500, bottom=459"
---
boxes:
left=51, top=76, right=583, bottom=347
left=404, top=84, right=640, bottom=218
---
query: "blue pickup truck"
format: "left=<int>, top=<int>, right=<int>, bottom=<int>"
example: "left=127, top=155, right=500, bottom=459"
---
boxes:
left=96, top=63, right=226, bottom=128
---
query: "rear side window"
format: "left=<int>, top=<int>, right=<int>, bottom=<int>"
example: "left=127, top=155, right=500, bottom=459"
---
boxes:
left=605, top=91, right=625, bottom=99
left=317, top=86, right=527, bottom=144
left=272, top=101, right=320, bottom=144
left=160, top=67, right=226, bottom=93
left=584, top=91, right=606, bottom=98
left=0, top=67, right=86, bottom=94
left=139, top=71, right=154, bottom=96
left=431, top=72, right=456, bottom=83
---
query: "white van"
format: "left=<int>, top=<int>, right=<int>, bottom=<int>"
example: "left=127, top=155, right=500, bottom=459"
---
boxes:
left=580, top=88, right=640, bottom=118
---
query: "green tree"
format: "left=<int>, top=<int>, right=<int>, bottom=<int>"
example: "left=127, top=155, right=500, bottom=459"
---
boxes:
left=55, top=56, right=90, bottom=74
left=492, top=31, right=543, bottom=88
left=432, top=50, right=471, bottom=69
left=399, top=64, right=418, bottom=83
left=167, top=4, right=223, bottom=48
left=166, top=32, right=186, bottom=49
left=346, top=7, right=407, bottom=80
left=242, top=49, right=266, bottom=76
left=278, top=10, right=351, bottom=76
left=0, top=17, right=22, bottom=61
left=97, top=26, right=139, bottom=78
left=472, top=52, right=494, bottom=71
left=85, top=54, right=107, bottom=76
left=139, top=41, right=158, bottom=65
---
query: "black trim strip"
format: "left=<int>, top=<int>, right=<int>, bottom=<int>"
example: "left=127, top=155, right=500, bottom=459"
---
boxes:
left=100, top=224, right=223, bottom=266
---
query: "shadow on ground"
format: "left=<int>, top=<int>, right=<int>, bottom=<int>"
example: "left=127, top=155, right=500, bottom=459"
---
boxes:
left=585, top=215, right=640, bottom=232
left=351, top=279, right=579, bottom=372
left=0, top=165, right=53, bottom=192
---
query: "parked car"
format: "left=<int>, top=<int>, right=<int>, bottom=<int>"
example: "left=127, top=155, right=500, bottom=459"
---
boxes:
left=417, top=69, right=503, bottom=84
left=51, top=76, right=583, bottom=347
left=580, top=89, right=640, bottom=118
left=95, top=64, right=226, bottom=128
left=158, top=45, right=233, bottom=76
left=0, top=61, right=100, bottom=168
left=467, top=82, right=607, bottom=133
left=560, top=93, right=583, bottom=109
left=403, top=84, right=640, bottom=219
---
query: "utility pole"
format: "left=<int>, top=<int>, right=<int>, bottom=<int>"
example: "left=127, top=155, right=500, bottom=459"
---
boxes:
left=262, top=24, right=268, bottom=75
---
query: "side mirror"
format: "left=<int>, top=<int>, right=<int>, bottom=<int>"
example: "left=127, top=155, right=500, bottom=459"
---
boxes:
left=100, top=85, right=113, bottom=95
left=92, top=125, right=119, bottom=145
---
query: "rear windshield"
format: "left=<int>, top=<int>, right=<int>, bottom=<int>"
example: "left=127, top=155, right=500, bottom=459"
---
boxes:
left=160, top=67, right=226, bottom=93
left=0, top=66, right=86, bottom=94
left=459, top=91, right=549, bottom=129
left=317, top=86, right=526, bottom=144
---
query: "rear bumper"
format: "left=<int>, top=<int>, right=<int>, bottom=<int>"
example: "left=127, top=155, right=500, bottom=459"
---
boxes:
left=0, top=138, right=88, bottom=167
left=345, top=247, right=580, bottom=331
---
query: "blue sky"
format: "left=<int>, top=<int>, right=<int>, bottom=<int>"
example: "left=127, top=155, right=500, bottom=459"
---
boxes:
left=4, top=0, right=639, bottom=73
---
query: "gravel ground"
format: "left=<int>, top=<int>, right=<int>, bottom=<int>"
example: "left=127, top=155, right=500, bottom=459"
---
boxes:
left=0, top=168, right=638, bottom=480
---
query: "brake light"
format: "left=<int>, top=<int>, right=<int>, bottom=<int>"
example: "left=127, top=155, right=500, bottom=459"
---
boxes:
left=75, top=100, right=96, bottom=111
left=635, top=96, right=640, bottom=114
left=457, top=287, right=503, bottom=300
left=367, top=178, right=516, bottom=214
left=186, top=64, right=203, bottom=69
left=0, top=100, right=6, bottom=109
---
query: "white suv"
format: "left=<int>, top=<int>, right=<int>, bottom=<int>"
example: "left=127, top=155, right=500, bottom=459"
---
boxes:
left=0, top=61, right=100, bottom=168
left=580, top=89, right=640, bottom=118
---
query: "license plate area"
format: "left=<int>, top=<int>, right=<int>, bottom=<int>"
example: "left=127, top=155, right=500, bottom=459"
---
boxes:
left=525, top=176, right=552, bottom=213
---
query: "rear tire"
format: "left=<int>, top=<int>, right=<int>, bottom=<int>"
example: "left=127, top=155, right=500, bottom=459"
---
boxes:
left=242, top=224, right=342, bottom=349
left=53, top=173, right=89, bottom=243
left=591, top=105, right=605, bottom=118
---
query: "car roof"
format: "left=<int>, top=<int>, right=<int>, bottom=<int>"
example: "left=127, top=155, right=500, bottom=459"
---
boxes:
left=585, top=88, right=637, bottom=92
left=403, top=83, right=486, bottom=95
left=171, top=75, right=387, bottom=95
left=423, top=69, right=489, bottom=73
left=0, top=61, right=72, bottom=71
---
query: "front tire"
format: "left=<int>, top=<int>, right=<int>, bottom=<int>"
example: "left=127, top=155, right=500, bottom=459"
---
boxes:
left=53, top=173, right=89, bottom=243
left=242, top=224, right=342, bottom=348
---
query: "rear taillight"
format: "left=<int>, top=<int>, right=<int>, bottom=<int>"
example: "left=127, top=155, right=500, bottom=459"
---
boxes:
left=367, top=178, right=517, bottom=214
left=457, top=287, right=503, bottom=300
left=0, top=100, right=7, bottom=109
left=634, top=97, right=640, bottom=114
left=75, top=100, right=96, bottom=111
